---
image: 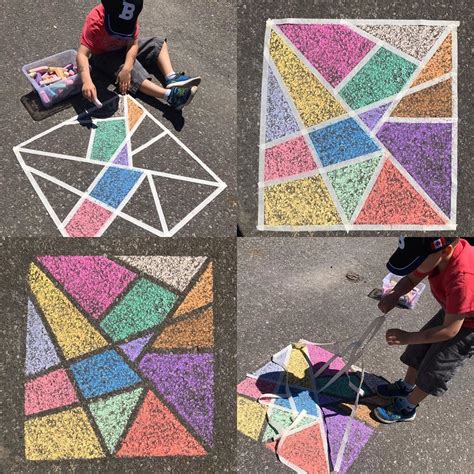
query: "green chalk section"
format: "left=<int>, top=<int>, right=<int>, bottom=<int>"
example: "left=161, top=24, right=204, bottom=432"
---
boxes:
left=90, top=119, right=127, bottom=162
left=89, top=387, right=143, bottom=453
left=262, top=407, right=314, bottom=442
left=327, top=155, right=381, bottom=220
left=315, top=373, right=371, bottom=399
left=340, top=48, right=417, bottom=110
left=100, top=278, right=178, bottom=342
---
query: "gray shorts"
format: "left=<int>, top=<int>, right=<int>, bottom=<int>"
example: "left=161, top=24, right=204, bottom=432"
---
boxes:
left=90, top=36, right=166, bottom=93
left=401, top=309, right=474, bottom=396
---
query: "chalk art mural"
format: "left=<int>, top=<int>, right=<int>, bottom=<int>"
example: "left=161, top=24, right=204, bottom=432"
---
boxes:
left=237, top=342, right=390, bottom=473
left=14, top=95, right=226, bottom=237
left=24, top=256, right=214, bottom=459
left=258, top=19, right=459, bottom=231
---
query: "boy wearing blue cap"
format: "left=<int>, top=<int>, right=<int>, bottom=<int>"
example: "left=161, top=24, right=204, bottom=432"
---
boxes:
left=374, top=237, right=474, bottom=423
left=77, top=0, right=201, bottom=110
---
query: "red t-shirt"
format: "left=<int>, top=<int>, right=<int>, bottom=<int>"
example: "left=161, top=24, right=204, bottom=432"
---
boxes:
left=80, top=5, right=139, bottom=55
left=428, top=239, right=474, bottom=328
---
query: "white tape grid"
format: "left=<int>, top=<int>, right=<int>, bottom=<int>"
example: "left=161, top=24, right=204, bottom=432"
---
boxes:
left=13, top=94, right=227, bottom=237
left=256, top=315, right=386, bottom=473
left=258, top=20, right=458, bottom=232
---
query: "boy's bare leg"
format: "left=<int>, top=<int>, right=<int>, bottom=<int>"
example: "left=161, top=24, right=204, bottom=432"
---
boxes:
left=404, top=366, right=418, bottom=385
left=138, top=79, right=168, bottom=99
left=157, top=41, right=174, bottom=77
left=407, top=386, right=429, bottom=405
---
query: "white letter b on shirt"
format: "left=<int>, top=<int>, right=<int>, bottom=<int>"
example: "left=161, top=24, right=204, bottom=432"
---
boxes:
left=119, top=1, right=135, bottom=20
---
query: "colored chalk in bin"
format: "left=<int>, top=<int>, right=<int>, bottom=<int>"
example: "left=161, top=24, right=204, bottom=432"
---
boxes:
left=23, top=49, right=82, bottom=108
left=39, top=90, right=51, bottom=105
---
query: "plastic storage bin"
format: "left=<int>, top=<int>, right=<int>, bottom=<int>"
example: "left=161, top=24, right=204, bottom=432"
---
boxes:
left=382, top=273, right=426, bottom=309
left=22, top=49, right=82, bottom=108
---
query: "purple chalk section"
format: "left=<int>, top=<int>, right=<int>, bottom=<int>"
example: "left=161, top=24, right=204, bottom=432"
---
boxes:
left=139, top=352, right=214, bottom=446
left=25, top=299, right=60, bottom=376
left=113, top=144, right=130, bottom=166
left=119, top=334, right=152, bottom=361
left=323, top=406, right=374, bottom=474
left=279, top=24, right=376, bottom=87
left=377, top=122, right=452, bottom=216
left=272, top=345, right=291, bottom=367
left=250, top=360, right=284, bottom=383
left=265, top=68, right=299, bottom=143
left=358, top=103, right=391, bottom=130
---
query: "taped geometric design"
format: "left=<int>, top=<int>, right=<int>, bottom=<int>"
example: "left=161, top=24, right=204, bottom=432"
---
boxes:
left=13, top=95, right=226, bottom=237
left=259, top=19, right=458, bottom=231
left=24, top=255, right=214, bottom=460
left=237, top=342, right=388, bottom=473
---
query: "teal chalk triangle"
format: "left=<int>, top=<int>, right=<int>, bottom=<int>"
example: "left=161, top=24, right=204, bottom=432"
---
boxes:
left=327, top=154, right=382, bottom=220
left=89, top=387, right=143, bottom=453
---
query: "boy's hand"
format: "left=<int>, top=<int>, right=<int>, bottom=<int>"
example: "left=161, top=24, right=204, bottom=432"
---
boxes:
left=82, top=80, right=98, bottom=103
left=378, top=290, right=400, bottom=314
left=117, top=68, right=132, bottom=95
left=386, top=328, right=410, bottom=345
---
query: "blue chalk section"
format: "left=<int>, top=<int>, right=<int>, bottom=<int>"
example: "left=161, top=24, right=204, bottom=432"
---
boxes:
left=89, top=167, right=142, bottom=209
left=309, top=118, right=380, bottom=167
left=70, top=349, right=141, bottom=399
left=274, top=387, right=321, bottom=418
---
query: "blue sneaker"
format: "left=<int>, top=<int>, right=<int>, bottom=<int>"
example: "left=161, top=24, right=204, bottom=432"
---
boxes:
left=373, top=398, right=417, bottom=424
left=167, top=86, right=197, bottom=110
left=376, top=379, right=415, bottom=399
left=165, top=72, right=201, bottom=89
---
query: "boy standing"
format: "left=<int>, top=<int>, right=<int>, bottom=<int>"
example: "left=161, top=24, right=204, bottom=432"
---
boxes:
left=374, top=237, right=473, bottom=423
left=77, top=0, right=201, bottom=110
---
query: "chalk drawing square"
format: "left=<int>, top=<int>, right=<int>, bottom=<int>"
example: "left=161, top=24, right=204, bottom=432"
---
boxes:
left=25, top=256, right=214, bottom=460
left=259, top=19, right=459, bottom=231
left=237, top=343, right=385, bottom=473
left=14, top=95, right=226, bottom=237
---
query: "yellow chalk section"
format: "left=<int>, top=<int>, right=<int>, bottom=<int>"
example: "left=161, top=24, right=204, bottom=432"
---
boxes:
left=28, top=263, right=108, bottom=360
left=264, top=175, right=343, bottom=226
left=25, top=407, right=105, bottom=460
left=237, top=396, right=267, bottom=441
left=173, top=263, right=213, bottom=317
left=286, top=347, right=313, bottom=389
left=269, top=30, right=346, bottom=128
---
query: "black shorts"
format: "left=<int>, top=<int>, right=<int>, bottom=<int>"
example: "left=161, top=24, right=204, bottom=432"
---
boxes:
left=90, top=36, right=166, bottom=93
left=400, top=309, right=474, bottom=396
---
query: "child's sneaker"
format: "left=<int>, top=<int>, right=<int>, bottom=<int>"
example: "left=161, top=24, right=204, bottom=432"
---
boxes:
left=376, top=379, right=415, bottom=399
left=165, top=72, right=201, bottom=89
left=373, top=397, right=417, bottom=424
left=167, top=86, right=197, bottom=110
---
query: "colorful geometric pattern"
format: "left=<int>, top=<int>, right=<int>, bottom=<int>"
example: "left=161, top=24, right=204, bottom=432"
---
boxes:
left=13, top=95, right=226, bottom=237
left=24, top=256, right=214, bottom=460
left=237, top=343, right=389, bottom=473
left=258, top=19, right=459, bottom=231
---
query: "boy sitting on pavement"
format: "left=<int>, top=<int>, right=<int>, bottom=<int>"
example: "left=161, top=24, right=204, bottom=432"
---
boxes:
left=374, top=237, right=473, bottom=423
left=77, top=0, right=200, bottom=110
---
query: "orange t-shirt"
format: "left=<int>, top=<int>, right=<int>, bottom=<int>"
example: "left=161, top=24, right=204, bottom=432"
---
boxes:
left=80, top=5, right=139, bottom=55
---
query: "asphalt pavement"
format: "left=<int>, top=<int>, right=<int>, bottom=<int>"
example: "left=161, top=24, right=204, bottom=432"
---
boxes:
left=237, top=0, right=474, bottom=236
left=1, top=0, right=237, bottom=237
left=238, top=237, right=473, bottom=473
